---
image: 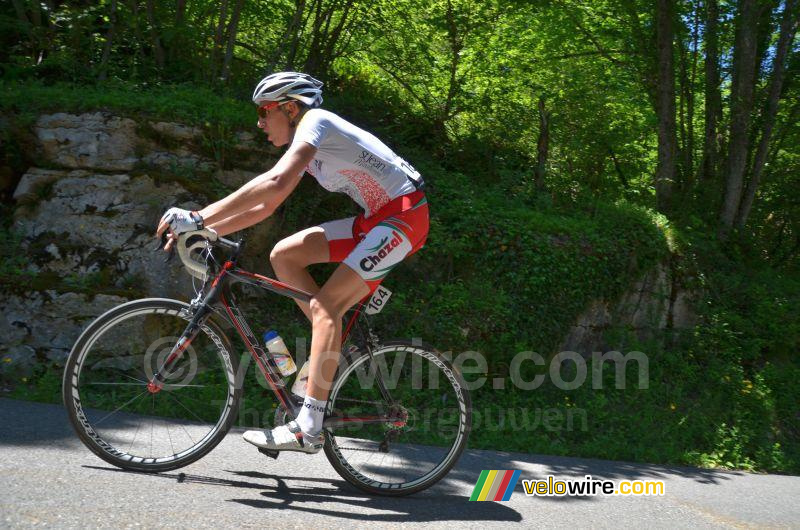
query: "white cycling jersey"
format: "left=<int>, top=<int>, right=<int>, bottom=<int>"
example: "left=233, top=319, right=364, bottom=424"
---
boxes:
left=292, top=108, right=420, bottom=217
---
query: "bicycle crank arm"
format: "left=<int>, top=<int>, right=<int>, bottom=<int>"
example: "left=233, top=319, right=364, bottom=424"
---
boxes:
left=322, top=415, right=405, bottom=429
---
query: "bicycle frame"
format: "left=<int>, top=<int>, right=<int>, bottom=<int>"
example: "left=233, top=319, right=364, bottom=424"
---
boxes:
left=149, top=247, right=401, bottom=429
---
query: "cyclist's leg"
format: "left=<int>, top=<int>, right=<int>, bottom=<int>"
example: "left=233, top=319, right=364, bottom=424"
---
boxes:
left=306, top=264, right=370, bottom=400
left=269, top=226, right=331, bottom=322
left=270, top=218, right=358, bottom=322
left=244, top=200, right=429, bottom=449
left=307, top=204, right=430, bottom=400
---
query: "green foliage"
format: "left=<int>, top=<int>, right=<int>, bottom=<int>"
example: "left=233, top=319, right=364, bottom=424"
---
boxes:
left=0, top=80, right=253, bottom=129
left=556, top=228, right=800, bottom=473
left=7, top=366, right=62, bottom=403
left=0, top=222, right=30, bottom=283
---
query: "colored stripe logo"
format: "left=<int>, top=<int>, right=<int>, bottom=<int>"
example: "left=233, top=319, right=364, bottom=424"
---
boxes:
left=469, top=470, right=521, bottom=501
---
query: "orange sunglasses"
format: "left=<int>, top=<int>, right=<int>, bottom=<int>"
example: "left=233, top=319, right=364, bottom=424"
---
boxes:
left=256, top=101, right=286, bottom=119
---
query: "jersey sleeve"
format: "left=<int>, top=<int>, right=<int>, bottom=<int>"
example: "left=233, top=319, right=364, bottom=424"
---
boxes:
left=292, top=109, right=329, bottom=148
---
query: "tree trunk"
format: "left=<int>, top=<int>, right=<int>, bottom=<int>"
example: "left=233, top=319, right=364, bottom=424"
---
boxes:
left=609, top=146, right=630, bottom=189
left=128, top=0, right=145, bottom=76
left=288, top=0, right=318, bottom=69
left=319, top=0, right=356, bottom=76
left=176, top=0, right=186, bottom=25
left=145, top=0, right=165, bottom=69
left=655, top=0, right=677, bottom=213
left=440, top=0, right=464, bottom=133
left=268, top=0, right=307, bottom=71
left=221, top=0, right=244, bottom=81
left=769, top=218, right=787, bottom=258
left=766, top=101, right=799, bottom=171
left=97, top=0, right=119, bottom=81
left=169, top=0, right=188, bottom=66
left=28, top=0, right=43, bottom=63
left=533, top=96, right=550, bottom=190
left=719, top=0, right=759, bottom=239
left=678, top=31, right=688, bottom=188
left=302, top=0, right=328, bottom=74
left=685, top=2, right=700, bottom=188
left=211, top=0, right=229, bottom=79
left=701, top=0, right=722, bottom=184
left=10, top=0, right=29, bottom=25
left=735, top=0, right=799, bottom=229
left=620, top=1, right=658, bottom=108
left=775, top=234, right=800, bottom=266
left=11, top=0, right=34, bottom=63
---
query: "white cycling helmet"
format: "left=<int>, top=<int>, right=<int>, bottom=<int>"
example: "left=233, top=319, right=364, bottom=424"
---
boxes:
left=252, top=72, right=324, bottom=108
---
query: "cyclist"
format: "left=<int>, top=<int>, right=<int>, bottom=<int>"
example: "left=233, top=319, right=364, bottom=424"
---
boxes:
left=156, top=72, right=428, bottom=454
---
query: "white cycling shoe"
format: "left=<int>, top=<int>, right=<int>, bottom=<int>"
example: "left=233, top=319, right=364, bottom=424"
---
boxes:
left=242, top=420, right=324, bottom=454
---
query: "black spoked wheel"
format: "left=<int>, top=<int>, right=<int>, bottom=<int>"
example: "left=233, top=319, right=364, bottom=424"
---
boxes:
left=324, top=341, right=471, bottom=496
left=62, top=298, right=241, bottom=472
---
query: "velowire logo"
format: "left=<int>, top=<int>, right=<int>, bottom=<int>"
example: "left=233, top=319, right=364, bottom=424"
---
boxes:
left=469, top=470, right=521, bottom=501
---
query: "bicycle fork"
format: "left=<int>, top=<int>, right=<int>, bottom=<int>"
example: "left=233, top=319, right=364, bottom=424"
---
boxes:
left=146, top=304, right=213, bottom=394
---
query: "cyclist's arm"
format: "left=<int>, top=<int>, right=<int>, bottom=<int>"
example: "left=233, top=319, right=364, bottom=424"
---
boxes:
left=206, top=203, right=273, bottom=237
left=198, top=142, right=316, bottom=226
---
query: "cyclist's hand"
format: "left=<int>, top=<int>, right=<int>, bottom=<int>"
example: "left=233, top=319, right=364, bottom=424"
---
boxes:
left=156, top=207, right=203, bottom=242
left=154, top=226, right=216, bottom=257
left=163, top=232, right=178, bottom=252
left=153, top=230, right=178, bottom=259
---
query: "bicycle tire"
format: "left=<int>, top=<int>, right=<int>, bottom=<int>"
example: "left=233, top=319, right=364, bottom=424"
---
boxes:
left=323, top=340, right=471, bottom=496
left=62, top=298, right=241, bottom=472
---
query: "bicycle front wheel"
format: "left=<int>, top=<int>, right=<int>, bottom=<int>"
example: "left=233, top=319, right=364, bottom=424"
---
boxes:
left=62, top=298, right=241, bottom=472
left=324, top=340, right=471, bottom=496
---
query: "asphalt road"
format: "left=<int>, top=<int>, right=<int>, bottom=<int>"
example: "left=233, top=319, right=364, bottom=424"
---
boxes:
left=1, top=398, right=798, bottom=529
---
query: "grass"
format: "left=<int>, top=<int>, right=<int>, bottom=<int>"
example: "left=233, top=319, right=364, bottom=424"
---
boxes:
left=0, top=80, right=253, bottom=129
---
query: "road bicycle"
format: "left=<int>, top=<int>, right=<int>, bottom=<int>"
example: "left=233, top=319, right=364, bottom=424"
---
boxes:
left=62, top=229, right=471, bottom=496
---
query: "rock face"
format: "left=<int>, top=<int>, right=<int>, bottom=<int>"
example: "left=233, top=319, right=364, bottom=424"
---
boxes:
left=31, top=112, right=267, bottom=175
left=12, top=167, right=200, bottom=295
left=1, top=112, right=269, bottom=380
left=35, top=113, right=140, bottom=171
left=0, top=292, right=129, bottom=377
left=560, top=262, right=697, bottom=356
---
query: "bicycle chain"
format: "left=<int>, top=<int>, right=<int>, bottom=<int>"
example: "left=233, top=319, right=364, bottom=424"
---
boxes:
left=337, top=445, right=383, bottom=453
left=332, top=397, right=388, bottom=407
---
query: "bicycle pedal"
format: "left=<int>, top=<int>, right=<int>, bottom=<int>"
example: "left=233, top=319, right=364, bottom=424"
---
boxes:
left=258, top=447, right=280, bottom=460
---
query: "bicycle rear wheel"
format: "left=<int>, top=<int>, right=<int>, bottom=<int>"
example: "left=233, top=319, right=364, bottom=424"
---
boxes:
left=62, top=298, right=241, bottom=472
left=324, top=341, right=471, bottom=496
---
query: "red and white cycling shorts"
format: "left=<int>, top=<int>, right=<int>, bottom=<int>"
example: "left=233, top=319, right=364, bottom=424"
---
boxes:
left=319, top=190, right=429, bottom=293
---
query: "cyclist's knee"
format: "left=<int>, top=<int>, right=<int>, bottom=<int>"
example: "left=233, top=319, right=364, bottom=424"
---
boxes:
left=270, top=229, right=327, bottom=269
left=309, top=296, right=340, bottom=328
left=270, top=238, right=299, bottom=268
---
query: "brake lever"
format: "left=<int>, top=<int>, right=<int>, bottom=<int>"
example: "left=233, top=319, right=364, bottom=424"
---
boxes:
left=154, top=232, right=176, bottom=263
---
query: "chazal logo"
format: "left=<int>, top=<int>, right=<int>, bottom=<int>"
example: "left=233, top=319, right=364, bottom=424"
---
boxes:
left=360, top=230, right=404, bottom=271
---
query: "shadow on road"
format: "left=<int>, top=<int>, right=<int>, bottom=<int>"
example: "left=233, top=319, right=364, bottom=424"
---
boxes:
left=450, top=449, right=741, bottom=490
left=540, top=457, right=736, bottom=485
left=3, top=397, right=745, bottom=495
left=84, top=465, right=522, bottom=523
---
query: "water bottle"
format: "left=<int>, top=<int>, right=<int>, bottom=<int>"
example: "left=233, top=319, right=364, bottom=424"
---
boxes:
left=263, top=330, right=297, bottom=377
left=291, top=361, right=310, bottom=398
